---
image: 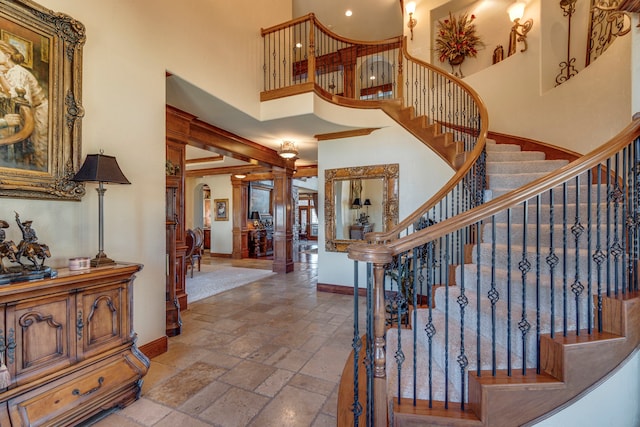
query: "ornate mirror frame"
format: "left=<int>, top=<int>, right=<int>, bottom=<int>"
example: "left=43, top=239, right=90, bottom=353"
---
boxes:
left=324, top=163, right=399, bottom=252
left=0, top=0, right=85, bottom=200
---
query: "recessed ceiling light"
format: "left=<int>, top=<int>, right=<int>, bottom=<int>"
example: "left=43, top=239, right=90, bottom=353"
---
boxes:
left=345, top=10, right=352, bottom=17
left=295, top=42, right=302, bottom=48
left=370, top=75, right=376, bottom=80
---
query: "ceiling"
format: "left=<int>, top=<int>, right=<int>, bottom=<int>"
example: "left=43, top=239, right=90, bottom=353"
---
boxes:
left=169, top=0, right=403, bottom=175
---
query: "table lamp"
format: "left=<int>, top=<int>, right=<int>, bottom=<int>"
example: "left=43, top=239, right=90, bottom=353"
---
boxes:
left=72, top=151, right=131, bottom=267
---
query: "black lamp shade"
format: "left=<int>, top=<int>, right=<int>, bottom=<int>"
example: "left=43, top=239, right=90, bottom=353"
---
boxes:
left=364, top=199, right=371, bottom=206
left=351, top=198, right=361, bottom=208
left=72, top=153, right=131, bottom=184
left=250, top=211, right=260, bottom=220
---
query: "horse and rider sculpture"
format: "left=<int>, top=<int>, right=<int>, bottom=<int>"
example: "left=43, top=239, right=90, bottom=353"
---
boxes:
left=0, top=212, right=53, bottom=283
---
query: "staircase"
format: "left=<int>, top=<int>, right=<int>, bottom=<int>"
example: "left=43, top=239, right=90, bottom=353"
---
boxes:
left=381, top=134, right=640, bottom=426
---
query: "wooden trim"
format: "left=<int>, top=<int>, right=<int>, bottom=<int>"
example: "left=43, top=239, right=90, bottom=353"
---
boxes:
left=209, top=252, right=232, bottom=258
left=138, top=335, right=168, bottom=360
left=315, top=128, right=379, bottom=141
left=487, top=131, right=581, bottom=162
left=185, top=155, right=224, bottom=164
left=317, top=283, right=367, bottom=296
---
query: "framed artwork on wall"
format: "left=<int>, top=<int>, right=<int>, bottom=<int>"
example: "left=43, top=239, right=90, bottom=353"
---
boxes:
left=214, top=198, right=228, bottom=221
left=249, top=183, right=272, bottom=216
left=0, top=0, right=85, bottom=200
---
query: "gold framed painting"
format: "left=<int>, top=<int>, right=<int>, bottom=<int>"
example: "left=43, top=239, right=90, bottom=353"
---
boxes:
left=214, top=198, right=229, bottom=221
left=0, top=0, right=85, bottom=200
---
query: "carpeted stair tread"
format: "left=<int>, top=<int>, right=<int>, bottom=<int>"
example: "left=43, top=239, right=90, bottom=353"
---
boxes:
left=486, top=159, right=569, bottom=175
left=487, top=151, right=546, bottom=162
left=485, top=142, right=522, bottom=152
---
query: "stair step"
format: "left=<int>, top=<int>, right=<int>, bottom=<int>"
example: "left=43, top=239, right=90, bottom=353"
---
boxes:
left=486, top=151, right=546, bottom=162
left=485, top=142, right=521, bottom=152
left=486, top=159, right=568, bottom=174
left=481, top=221, right=618, bottom=247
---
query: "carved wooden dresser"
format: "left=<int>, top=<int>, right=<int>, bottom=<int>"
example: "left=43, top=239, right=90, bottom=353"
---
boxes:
left=0, top=263, right=148, bottom=426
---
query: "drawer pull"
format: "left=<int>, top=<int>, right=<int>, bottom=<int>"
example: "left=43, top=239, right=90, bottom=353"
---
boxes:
left=72, top=376, right=104, bottom=397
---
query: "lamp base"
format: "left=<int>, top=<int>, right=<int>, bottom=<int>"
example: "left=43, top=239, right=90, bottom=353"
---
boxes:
left=91, top=253, right=116, bottom=267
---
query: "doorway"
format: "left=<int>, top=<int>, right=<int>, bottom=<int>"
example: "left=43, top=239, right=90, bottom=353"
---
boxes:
left=298, top=193, right=318, bottom=241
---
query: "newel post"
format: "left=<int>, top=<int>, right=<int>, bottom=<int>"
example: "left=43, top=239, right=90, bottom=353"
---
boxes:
left=307, top=17, right=316, bottom=85
left=348, top=243, right=393, bottom=426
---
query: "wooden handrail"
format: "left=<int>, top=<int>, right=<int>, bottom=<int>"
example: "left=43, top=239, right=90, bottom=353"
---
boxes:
left=366, top=41, right=489, bottom=244
left=352, top=115, right=640, bottom=260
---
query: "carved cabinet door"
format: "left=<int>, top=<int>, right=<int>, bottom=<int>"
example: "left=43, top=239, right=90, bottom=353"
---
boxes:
left=77, top=281, right=127, bottom=360
left=6, top=293, right=76, bottom=386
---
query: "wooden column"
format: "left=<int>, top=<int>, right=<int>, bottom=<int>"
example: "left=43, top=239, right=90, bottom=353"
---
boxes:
left=232, top=177, right=250, bottom=259
left=272, top=164, right=295, bottom=273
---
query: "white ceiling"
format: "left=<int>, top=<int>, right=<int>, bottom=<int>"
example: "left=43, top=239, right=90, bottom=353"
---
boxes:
left=170, top=1, right=403, bottom=171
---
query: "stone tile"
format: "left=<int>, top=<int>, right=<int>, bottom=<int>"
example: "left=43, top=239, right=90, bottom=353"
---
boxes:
left=299, top=334, right=329, bottom=353
left=90, top=413, right=144, bottom=427
left=246, top=343, right=286, bottom=363
left=218, top=359, right=277, bottom=390
left=118, top=397, right=173, bottom=425
left=153, top=411, right=211, bottom=427
left=313, top=413, right=337, bottom=427
left=141, top=361, right=179, bottom=395
left=249, top=385, right=326, bottom=427
left=266, top=347, right=313, bottom=371
left=255, top=369, right=295, bottom=397
left=288, top=373, right=337, bottom=397
left=146, top=361, right=228, bottom=407
left=300, top=345, right=350, bottom=383
left=151, top=343, right=216, bottom=369
left=199, top=387, right=269, bottom=426
left=322, top=387, right=339, bottom=416
left=179, top=380, right=231, bottom=414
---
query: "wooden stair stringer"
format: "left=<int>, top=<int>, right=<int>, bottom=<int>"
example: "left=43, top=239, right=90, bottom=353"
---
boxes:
left=392, top=292, right=640, bottom=427
left=380, top=103, right=465, bottom=170
left=467, top=292, right=640, bottom=427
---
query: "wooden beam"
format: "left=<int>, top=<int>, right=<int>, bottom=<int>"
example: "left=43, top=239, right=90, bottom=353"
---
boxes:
left=185, top=164, right=269, bottom=178
left=185, top=155, right=224, bottom=164
left=294, top=165, right=318, bottom=177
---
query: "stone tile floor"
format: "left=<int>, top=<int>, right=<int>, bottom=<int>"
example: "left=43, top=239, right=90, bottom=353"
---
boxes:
left=93, top=248, right=360, bottom=426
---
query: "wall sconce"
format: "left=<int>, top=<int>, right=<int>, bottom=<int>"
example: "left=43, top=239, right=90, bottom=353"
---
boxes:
left=507, top=1, right=533, bottom=56
left=72, top=151, right=131, bottom=267
left=406, top=1, right=417, bottom=41
left=278, top=141, right=298, bottom=159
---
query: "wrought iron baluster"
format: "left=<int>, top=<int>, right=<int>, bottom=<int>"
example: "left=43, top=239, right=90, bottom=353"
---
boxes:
left=546, top=189, right=559, bottom=339
left=518, top=201, right=531, bottom=375
left=562, top=182, right=569, bottom=336
left=457, top=230, right=468, bottom=410
left=506, top=208, right=513, bottom=376
left=535, top=195, right=542, bottom=374
left=351, top=260, right=363, bottom=425
left=571, top=175, right=585, bottom=335
left=489, top=216, right=499, bottom=375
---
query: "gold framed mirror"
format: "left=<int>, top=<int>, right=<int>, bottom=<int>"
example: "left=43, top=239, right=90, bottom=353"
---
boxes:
left=324, top=163, right=399, bottom=252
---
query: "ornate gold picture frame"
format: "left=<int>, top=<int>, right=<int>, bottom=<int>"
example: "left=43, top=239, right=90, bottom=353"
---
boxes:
left=214, top=198, right=229, bottom=221
left=0, top=0, right=85, bottom=200
left=325, top=163, right=399, bottom=252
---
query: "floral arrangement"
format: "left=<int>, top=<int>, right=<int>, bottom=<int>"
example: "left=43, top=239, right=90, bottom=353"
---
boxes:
left=435, top=12, right=482, bottom=63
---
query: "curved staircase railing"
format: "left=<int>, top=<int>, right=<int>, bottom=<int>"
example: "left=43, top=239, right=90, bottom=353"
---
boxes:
left=261, top=14, right=490, bottom=245
left=345, top=115, right=640, bottom=426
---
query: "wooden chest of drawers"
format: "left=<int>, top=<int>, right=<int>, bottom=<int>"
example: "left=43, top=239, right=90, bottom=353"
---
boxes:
left=0, top=263, right=148, bottom=426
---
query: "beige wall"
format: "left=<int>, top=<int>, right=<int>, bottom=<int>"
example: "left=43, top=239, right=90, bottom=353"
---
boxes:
left=0, top=0, right=290, bottom=347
